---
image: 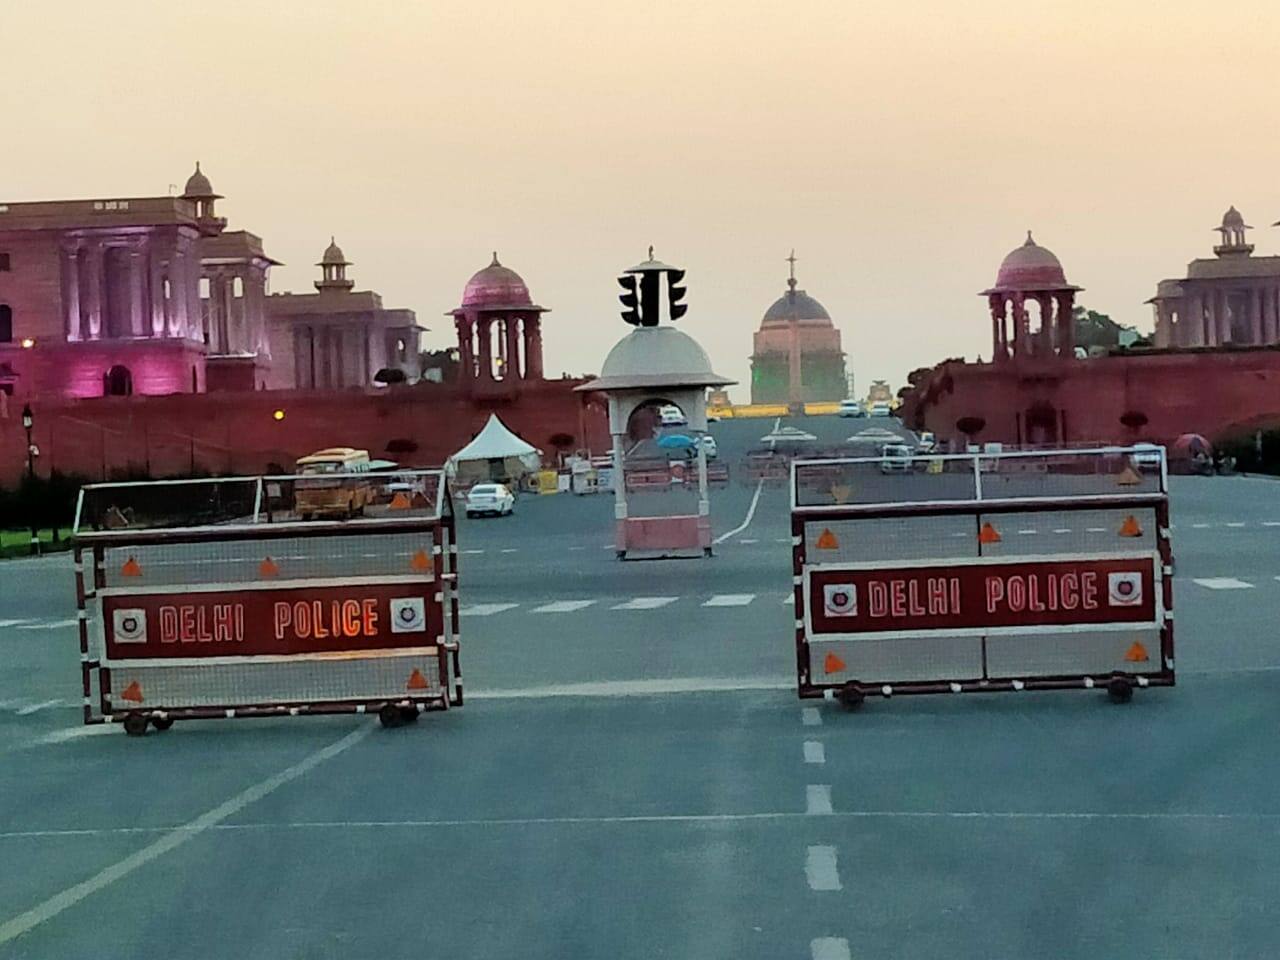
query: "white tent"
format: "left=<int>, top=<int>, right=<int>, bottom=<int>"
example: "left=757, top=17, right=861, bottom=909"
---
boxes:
left=447, top=414, right=543, bottom=483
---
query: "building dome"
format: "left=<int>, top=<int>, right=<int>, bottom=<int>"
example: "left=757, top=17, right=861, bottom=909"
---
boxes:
left=581, top=326, right=733, bottom=391
left=761, top=290, right=832, bottom=327
left=320, top=237, right=348, bottom=265
left=182, top=162, right=218, bottom=199
left=460, top=253, right=533, bottom=309
left=991, top=232, right=1070, bottom=290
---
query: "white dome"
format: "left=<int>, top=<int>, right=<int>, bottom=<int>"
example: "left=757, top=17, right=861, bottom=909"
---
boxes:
left=578, top=326, right=733, bottom=392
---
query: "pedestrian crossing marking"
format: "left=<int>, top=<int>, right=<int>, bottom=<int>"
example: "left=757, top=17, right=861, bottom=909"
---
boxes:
left=1191, top=578, right=1254, bottom=590
left=703, top=594, right=754, bottom=607
left=461, top=603, right=520, bottom=616
left=531, top=600, right=596, bottom=614
left=613, top=597, right=679, bottom=610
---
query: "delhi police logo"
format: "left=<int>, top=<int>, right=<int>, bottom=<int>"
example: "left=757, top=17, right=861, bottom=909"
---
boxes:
left=389, top=597, right=427, bottom=634
left=1108, top=572, right=1143, bottom=607
left=823, top=583, right=858, bottom=618
left=112, top=608, right=148, bottom=644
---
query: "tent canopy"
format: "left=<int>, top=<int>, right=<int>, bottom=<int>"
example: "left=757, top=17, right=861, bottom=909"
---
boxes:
left=447, top=415, right=542, bottom=477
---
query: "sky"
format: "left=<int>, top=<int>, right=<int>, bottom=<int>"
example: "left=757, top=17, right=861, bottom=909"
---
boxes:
left=3, top=0, right=1280, bottom=398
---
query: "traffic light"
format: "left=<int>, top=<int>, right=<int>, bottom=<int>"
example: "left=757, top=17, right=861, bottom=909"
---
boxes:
left=667, top=269, right=687, bottom=321
left=639, top=271, right=661, bottom=327
left=618, top=274, right=641, bottom=326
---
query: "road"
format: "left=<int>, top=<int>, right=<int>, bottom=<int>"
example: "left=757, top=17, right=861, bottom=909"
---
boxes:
left=1, top=414, right=1279, bottom=959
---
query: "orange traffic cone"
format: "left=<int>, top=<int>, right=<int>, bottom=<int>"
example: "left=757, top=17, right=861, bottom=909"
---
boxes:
left=816, top=529, right=839, bottom=550
left=978, top=522, right=1002, bottom=544
left=823, top=651, right=847, bottom=675
left=1119, top=515, right=1143, bottom=537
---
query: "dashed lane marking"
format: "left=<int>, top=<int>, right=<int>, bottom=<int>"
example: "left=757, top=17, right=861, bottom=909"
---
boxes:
left=738, top=538, right=759, bottom=545
left=460, top=603, right=521, bottom=616
left=806, top=785, right=833, bottom=815
left=15, top=699, right=64, bottom=716
left=803, top=741, right=825, bottom=764
left=15, top=619, right=79, bottom=631
left=531, top=600, right=596, bottom=614
left=702, top=594, right=754, bottom=607
left=811, top=939, right=852, bottom=960
left=1192, top=577, right=1255, bottom=590
left=801, top=707, right=822, bottom=727
left=612, top=597, right=678, bottom=610
left=1226, top=522, right=1247, bottom=528
left=0, top=619, right=33, bottom=628
left=805, top=845, right=842, bottom=891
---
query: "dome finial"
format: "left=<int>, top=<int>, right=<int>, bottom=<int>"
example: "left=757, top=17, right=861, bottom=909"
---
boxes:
left=786, top=249, right=798, bottom=293
left=1024, top=230, right=1035, bottom=246
left=490, top=251, right=500, bottom=266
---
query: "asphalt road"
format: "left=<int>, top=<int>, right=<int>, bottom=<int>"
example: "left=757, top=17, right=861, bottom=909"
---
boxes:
left=1, top=415, right=1279, bottom=959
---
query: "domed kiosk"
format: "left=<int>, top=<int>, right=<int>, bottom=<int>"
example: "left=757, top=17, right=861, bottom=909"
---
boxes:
left=577, top=256, right=734, bottom=559
left=981, top=232, right=1082, bottom=363
left=449, top=253, right=547, bottom=398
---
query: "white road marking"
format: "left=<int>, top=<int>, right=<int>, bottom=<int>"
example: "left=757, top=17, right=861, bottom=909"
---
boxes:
left=15, top=699, right=63, bottom=716
left=1053, top=528, right=1072, bottom=535
left=462, top=549, right=485, bottom=555
left=15, top=619, right=80, bottom=631
left=811, top=938, right=852, bottom=960
left=31, top=724, right=118, bottom=746
left=801, top=707, right=822, bottom=727
left=499, top=548, right=518, bottom=554
left=1016, top=529, right=1037, bottom=535
left=805, top=845, right=842, bottom=891
left=703, top=594, right=754, bottom=607
left=1225, top=522, right=1247, bottom=528
left=0, top=619, right=33, bottom=628
left=568, top=546, right=586, bottom=551
left=775, top=537, right=792, bottom=543
left=806, top=785, right=833, bottom=815
left=0, top=724, right=372, bottom=947
left=738, top=538, right=759, bottom=545
left=461, top=603, right=520, bottom=616
left=714, top=416, right=780, bottom=545
left=803, top=741, right=825, bottom=764
left=950, top=531, right=968, bottom=538
left=1192, top=577, right=1254, bottom=590
left=531, top=600, right=595, bottom=614
left=1192, top=523, right=1211, bottom=529
left=1086, top=527, right=1106, bottom=533
left=1263, top=521, right=1280, bottom=527
left=612, top=597, right=678, bottom=610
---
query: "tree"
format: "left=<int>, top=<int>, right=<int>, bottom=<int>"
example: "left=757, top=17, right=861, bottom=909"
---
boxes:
left=1072, top=306, right=1140, bottom=351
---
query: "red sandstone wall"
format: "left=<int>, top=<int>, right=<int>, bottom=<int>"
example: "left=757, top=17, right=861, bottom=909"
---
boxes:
left=0, top=380, right=608, bottom=486
left=904, top=348, right=1280, bottom=448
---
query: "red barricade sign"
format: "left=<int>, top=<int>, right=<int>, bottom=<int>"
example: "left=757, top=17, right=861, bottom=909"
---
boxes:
left=807, top=556, right=1157, bottom=636
left=103, top=583, right=440, bottom=660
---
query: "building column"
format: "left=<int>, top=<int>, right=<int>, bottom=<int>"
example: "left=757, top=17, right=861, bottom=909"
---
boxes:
left=989, top=296, right=1006, bottom=361
left=128, top=248, right=146, bottom=337
left=1011, top=294, right=1028, bottom=359
left=84, top=242, right=104, bottom=340
left=524, top=316, right=544, bottom=379
left=1203, top=293, right=1216, bottom=346
left=505, top=315, right=522, bottom=380
left=149, top=248, right=165, bottom=337
left=455, top=316, right=474, bottom=382
left=1055, top=292, right=1074, bottom=356
left=1250, top=287, right=1264, bottom=344
left=221, top=275, right=235, bottom=352
left=61, top=243, right=82, bottom=341
left=1152, top=302, right=1170, bottom=348
left=1217, top=289, right=1231, bottom=344
left=1269, top=288, right=1280, bottom=343
left=1036, top=294, right=1054, bottom=356
left=476, top=319, right=494, bottom=382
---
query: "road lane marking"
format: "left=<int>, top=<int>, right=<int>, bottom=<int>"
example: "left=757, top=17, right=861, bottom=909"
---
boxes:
left=805, top=845, right=842, bottom=891
left=0, top=619, right=33, bottom=628
left=1086, top=527, right=1106, bottom=533
left=461, top=603, right=520, bottom=616
left=0, top=724, right=372, bottom=947
left=1192, top=578, right=1254, bottom=590
left=1263, top=521, right=1280, bottom=527
left=15, top=699, right=63, bottom=716
left=806, top=785, right=833, bottom=815
left=531, top=600, right=595, bottom=614
left=801, top=707, right=822, bottom=727
left=703, top=594, right=754, bottom=607
left=31, top=724, right=118, bottom=746
left=462, top=549, right=485, bottom=555
left=714, top=415, right=780, bottom=545
left=15, top=619, right=80, bottom=631
left=612, top=597, right=678, bottom=610
left=1016, top=529, right=1037, bottom=535
left=738, top=538, right=759, bottom=545
left=1192, top=523, right=1211, bottom=529
left=1225, top=522, right=1246, bottom=528
left=1053, top=528, right=1072, bottom=534
left=803, top=741, right=825, bottom=764
left=499, top=548, right=518, bottom=554
left=811, top=938, right=852, bottom=960
left=782, top=594, right=794, bottom=604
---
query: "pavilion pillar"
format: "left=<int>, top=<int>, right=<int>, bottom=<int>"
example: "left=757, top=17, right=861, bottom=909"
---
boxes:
left=505, top=314, right=522, bottom=380
left=1217, top=290, right=1231, bottom=344
left=1011, top=294, right=1027, bottom=359
left=1036, top=294, right=1054, bottom=356
left=84, top=241, right=103, bottom=340
left=129, top=248, right=146, bottom=337
left=989, top=296, right=1007, bottom=362
left=149, top=247, right=165, bottom=337
left=61, top=243, right=82, bottom=341
left=476, top=318, right=494, bottom=382
left=1055, top=292, right=1074, bottom=356
left=524, top=316, right=544, bottom=379
left=1250, top=287, right=1264, bottom=344
left=1203, top=294, right=1216, bottom=346
left=455, top=316, right=474, bottom=382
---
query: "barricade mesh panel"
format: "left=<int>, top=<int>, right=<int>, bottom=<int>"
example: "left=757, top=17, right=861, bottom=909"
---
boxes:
left=804, top=515, right=978, bottom=565
left=106, top=653, right=445, bottom=710
left=79, top=478, right=260, bottom=532
left=973, top=508, right=1158, bottom=559
left=984, top=629, right=1162, bottom=677
left=100, top=532, right=439, bottom=589
left=812, top=636, right=984, bottom=683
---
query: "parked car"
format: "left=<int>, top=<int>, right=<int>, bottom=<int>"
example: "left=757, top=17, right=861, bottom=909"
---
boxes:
left=917, top=431, right=937, bottom=453
left=869, top=401, right=892, bottom=418
left=880, top=443, right=914, bottom=473
left=1131, top=442, right=1163, bottom=471
left=700, top=435, right=718, bottom=459
left=838, top=399, right=865, bottom=418
left=465, top=483, right=515, bottom=517
left=658, top=405, right=687, bottom=427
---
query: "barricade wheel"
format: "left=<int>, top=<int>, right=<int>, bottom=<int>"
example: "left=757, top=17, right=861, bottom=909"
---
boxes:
left=123, top=713, right=148, bottom=737
left=151, top=717, right=174, bottom=731
left=378, top=703, right=405, bottom=728
left=836, top=683, right=865, bottom=710
left=399, top=706, right=420, bottom=724
left=1107, top=677, right=1134, bottom=704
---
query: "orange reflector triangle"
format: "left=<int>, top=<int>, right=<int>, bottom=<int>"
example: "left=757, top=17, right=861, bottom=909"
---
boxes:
left=1124, top=641, right=1150, bottom=663
left=410, top=549, right=431, bottom=572
left=823, top=651, right=847, bottom=675
left=406, top=669, right=430, bottom=690
left=259, top=556, right=279, bottom=577
left=816, top=529, right=839, bottom=550
left=978, top=522, right=1002, bottom=544
left=830, top=484, right=852, bottom=504
left=1119, top=515, right=1143, bottom=538
left=1116, top=466, right=1143, bottom=486
left=411, top=491, right=431, bottom=508
left=389, top=491, right=412, bottom=510
left=120, top=556, right=142, bottom=577
left=120, top=680, right=144, bottom=703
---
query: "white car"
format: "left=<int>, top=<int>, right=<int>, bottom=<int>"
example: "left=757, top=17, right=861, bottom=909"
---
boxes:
left=700, top=435, right=718, bottom=459
left=869, top=401, right=892, bottom=418
left=879, top=443, right=914, bottom=473
left=1131, top=443, right=1163, bottom=471
left=917, top=431, right=937, bottom=453
left=465, top=483, right=515, bottom=517
left=658, top=405, right=687, bottom=427
left=838, top=399, right=865, bottom=418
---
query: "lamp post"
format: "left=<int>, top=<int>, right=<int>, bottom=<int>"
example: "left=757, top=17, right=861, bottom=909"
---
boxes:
left=21, top=404, right=38, bottom=556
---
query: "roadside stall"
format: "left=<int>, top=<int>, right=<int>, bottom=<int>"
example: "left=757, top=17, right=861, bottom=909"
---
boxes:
left=446, top=414, right=543, bottom=491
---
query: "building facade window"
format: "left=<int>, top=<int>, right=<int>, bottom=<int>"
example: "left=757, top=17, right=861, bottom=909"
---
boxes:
left=104, top=364, right=133, bottom=397
left=0, top=253, right=10, bottom=271
left=0, top=305, right=11, bottom=342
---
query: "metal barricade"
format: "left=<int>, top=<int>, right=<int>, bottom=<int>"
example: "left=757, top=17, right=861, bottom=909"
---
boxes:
left=72, top=470, right=461, bottom=734
left=790, top=447, right=1173, bottom=705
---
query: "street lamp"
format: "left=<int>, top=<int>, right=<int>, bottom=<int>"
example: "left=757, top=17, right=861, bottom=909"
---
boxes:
left=20, top=404, right=37, bottom=556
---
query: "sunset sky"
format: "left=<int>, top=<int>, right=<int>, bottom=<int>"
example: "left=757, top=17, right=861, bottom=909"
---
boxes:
left=4, top=0, right=1279, bottom=396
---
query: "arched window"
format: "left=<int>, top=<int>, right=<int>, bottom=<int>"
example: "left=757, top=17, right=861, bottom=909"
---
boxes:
left=0, top=305, right=11, bottom=343
left=233, top=277, right=243, bottom=298
left=104, top=364, right=133, bottom=397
